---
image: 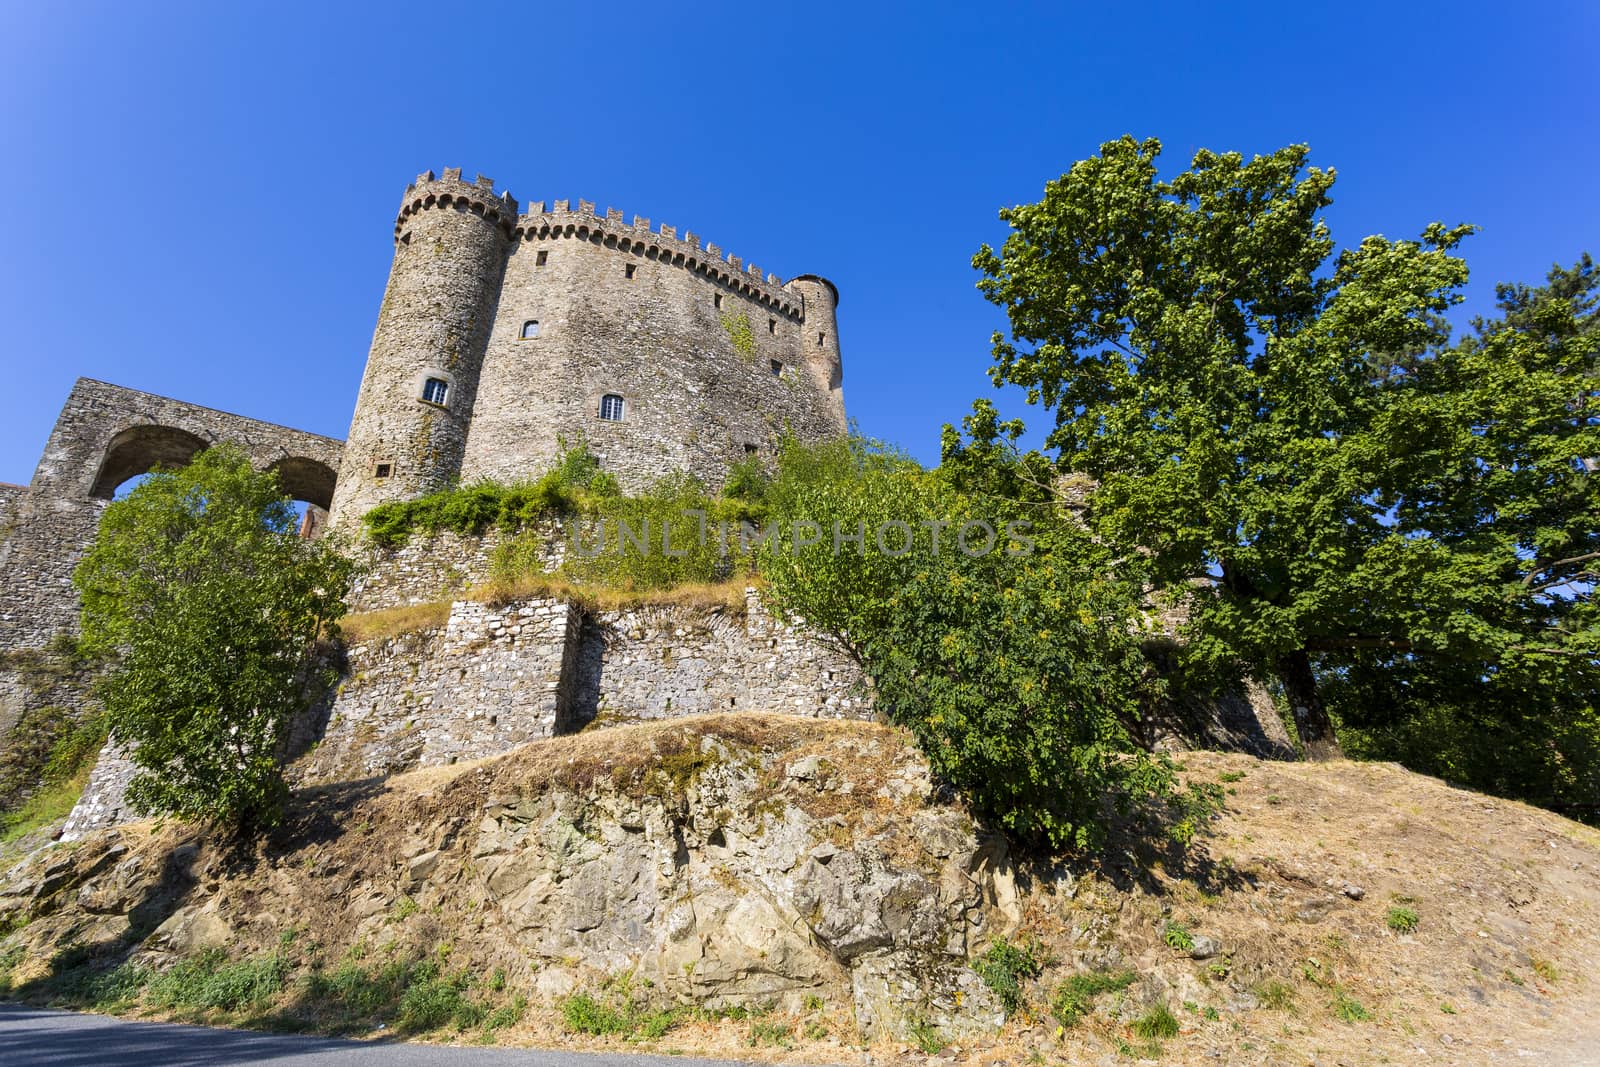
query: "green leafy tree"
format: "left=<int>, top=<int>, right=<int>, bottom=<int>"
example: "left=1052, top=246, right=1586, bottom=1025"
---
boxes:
left=73, top=445, right=354, bottom=829
left=966, top=135, right=1593, bottom=758
left=758, top=435, right=1196, bottom=850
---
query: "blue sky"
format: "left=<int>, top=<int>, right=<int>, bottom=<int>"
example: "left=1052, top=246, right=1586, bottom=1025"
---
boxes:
left=2, top=1, right=1595, bottom=485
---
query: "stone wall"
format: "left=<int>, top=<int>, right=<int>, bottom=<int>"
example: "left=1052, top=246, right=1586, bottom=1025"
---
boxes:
left=460, top=202, right=845, bottom=495
left=62, top=589, right=873, bottom=838
left=579, top=590, right=867, bottom=725
left=346, top=521, right=564, bottom=613
left=301, top=598, right=583, bottom=783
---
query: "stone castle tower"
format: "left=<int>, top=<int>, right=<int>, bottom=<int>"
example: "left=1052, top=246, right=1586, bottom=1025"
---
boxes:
left=328, top=169, right=846, bottom=527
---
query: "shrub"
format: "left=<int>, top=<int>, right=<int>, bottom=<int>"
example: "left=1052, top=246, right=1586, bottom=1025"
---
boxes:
left=970, top=938, right=1044, bottom=1016
left=759, top=435, right=1191, bottom=852
left=1162, top=921, right=1196, bottom=951
left=1386, top=906, right=1420, bottom=933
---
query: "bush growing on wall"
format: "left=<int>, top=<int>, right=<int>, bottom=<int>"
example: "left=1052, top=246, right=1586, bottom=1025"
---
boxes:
left=758, top=433, right=1201, bottom=851
left=362, top=438, right=618, bottom=548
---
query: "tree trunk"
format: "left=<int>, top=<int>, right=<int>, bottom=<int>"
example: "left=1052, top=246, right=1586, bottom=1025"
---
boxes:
left=1275, top=648, right=1343, bottom=761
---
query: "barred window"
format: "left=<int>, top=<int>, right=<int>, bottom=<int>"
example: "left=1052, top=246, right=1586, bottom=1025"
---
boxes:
left=422, top=377, right=449, bottom=405
left=599, top=394, right=625, bottom=421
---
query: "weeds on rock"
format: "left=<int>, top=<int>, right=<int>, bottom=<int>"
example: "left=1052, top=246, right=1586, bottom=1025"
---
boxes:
left=1051, top=970, right=1138, bottom=1027
left=970, top=937, right=1045, bottom=1016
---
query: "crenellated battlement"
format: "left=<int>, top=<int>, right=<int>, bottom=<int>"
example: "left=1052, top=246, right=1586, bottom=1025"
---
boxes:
left=514, top=199, right=802, bottom=318
left=394, top=168, right=520, bottom=240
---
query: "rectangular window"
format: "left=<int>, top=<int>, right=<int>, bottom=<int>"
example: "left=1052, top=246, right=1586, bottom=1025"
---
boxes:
left=714, top=293, right=723, bottom=310
left=768, top=318, right=776, bottom=334
left=770, top=359, right=783, bottom=377
left=535, top=249, right=548, bottom=267
left=374, top=462, right=392, bottom=479
left=625, top=263, right=637, bottom=280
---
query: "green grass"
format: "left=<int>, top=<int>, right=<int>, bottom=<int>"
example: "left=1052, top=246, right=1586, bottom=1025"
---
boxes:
left=1386, top=906, right=1420, bottom=933
left=146, top=949, right=288, bottom=1013
left=1253, top=979, right=1297, bottom=1012
left=907, top=1018, right=945, bottom=1054
left=1130, top=1002, right=1180, bottom=1040
left=747, top=1019, right=793, bottom=1049
left=561, top=993, right=678, bottom=1041
left=0, top=766, right=92, bottom=844
left=1051, top=970, right=1138, bottom=1027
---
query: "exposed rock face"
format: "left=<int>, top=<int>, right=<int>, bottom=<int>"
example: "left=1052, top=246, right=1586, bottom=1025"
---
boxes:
left=2, top=717, right=1007, bottom=1039
left=463, top=737, right=1005, bottom=1037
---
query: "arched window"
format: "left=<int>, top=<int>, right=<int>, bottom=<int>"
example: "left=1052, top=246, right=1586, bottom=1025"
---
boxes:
left=599, top=394, right=625, bottom=421
left=521, top=319, right=540, bottom=339
left=422, top=377, right=449, bottom=405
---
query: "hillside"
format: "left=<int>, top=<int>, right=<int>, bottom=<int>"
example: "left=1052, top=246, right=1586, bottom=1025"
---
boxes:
left=1, top=715, right=1598, bottom=1065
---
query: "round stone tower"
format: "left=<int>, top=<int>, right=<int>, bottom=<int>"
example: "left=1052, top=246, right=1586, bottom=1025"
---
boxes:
left=784, top=274, right=846, bottom=432
left=328, top=169, right=517, bottom=528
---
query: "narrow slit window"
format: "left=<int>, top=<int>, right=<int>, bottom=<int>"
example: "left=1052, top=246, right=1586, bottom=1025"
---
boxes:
left=714, top=293, right=723, bottom=310
left=819, top=331, right=827, bottom=345
left=422, top=377, right=449, bottom=405
left=599, top=394, right=625, bottom=421
left=770, top=359, right=783, bottom=377
left=535, top=249, right=548, bottom=266
left=624, top=263, right=637, bottom=280
left=521, top=319, right=540, bottom=339
left=768, top=318, right=776, bottom=334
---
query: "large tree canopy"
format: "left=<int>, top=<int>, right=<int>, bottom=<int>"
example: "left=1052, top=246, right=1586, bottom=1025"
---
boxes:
left=74, top=445, right=354, bottom=829
left=971, top=136, right=1597, bottom=762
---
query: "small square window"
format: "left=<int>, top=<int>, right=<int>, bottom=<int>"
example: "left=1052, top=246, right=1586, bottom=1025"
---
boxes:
left=422, top=377, right=449, bottom=405
left=770, top=359, right=783, bottom=377
left=535, top=249, right=548, bottom=267
left=625, top=263, right=636, bottom=280
left=374, top=462, right=392, bottom=479
left=744, top=443, right=759, bottom=455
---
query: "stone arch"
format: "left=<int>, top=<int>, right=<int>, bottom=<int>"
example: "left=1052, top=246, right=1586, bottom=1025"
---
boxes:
left=88, top=424, right=213, bottom=499
left=266, top=456, right=338, bottom=512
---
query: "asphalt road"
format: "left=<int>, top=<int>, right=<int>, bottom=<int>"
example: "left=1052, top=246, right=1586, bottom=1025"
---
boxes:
left=0, top=1003, right=815, bottom=1066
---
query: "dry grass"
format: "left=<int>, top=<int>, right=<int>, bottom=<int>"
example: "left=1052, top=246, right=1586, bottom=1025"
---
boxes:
left=469, top=574, right=754, bottom=614
left=338, top=579, right=758, bottom=644
left=336, top=601, right=452, bottom=644
left=11, top=719, right=1600, bottom=1065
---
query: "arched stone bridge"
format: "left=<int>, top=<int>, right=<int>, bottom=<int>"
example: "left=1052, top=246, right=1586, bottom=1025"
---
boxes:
left=0, top=378, right=344, bottom=651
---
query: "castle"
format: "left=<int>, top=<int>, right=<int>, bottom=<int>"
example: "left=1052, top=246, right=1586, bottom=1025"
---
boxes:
left=332, top=169, right=846, bottom=525
left=0, top=170, right=866, bottom=835
left=0, top=169, right=848, bottom=649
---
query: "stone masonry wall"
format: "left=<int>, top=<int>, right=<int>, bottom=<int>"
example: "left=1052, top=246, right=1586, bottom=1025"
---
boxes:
left=461, top=204, right=845, bottom=495
left=303, top=598, right=581, bottom=782
left=62, top=590, right=871, bottom=837
left=346, top=521, right=565, bottom=613
left=578, top=589, right=868, bottom=725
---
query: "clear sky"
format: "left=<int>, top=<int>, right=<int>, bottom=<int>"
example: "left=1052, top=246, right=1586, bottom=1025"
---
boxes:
left=1, top=1, right=1595, bottom=485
